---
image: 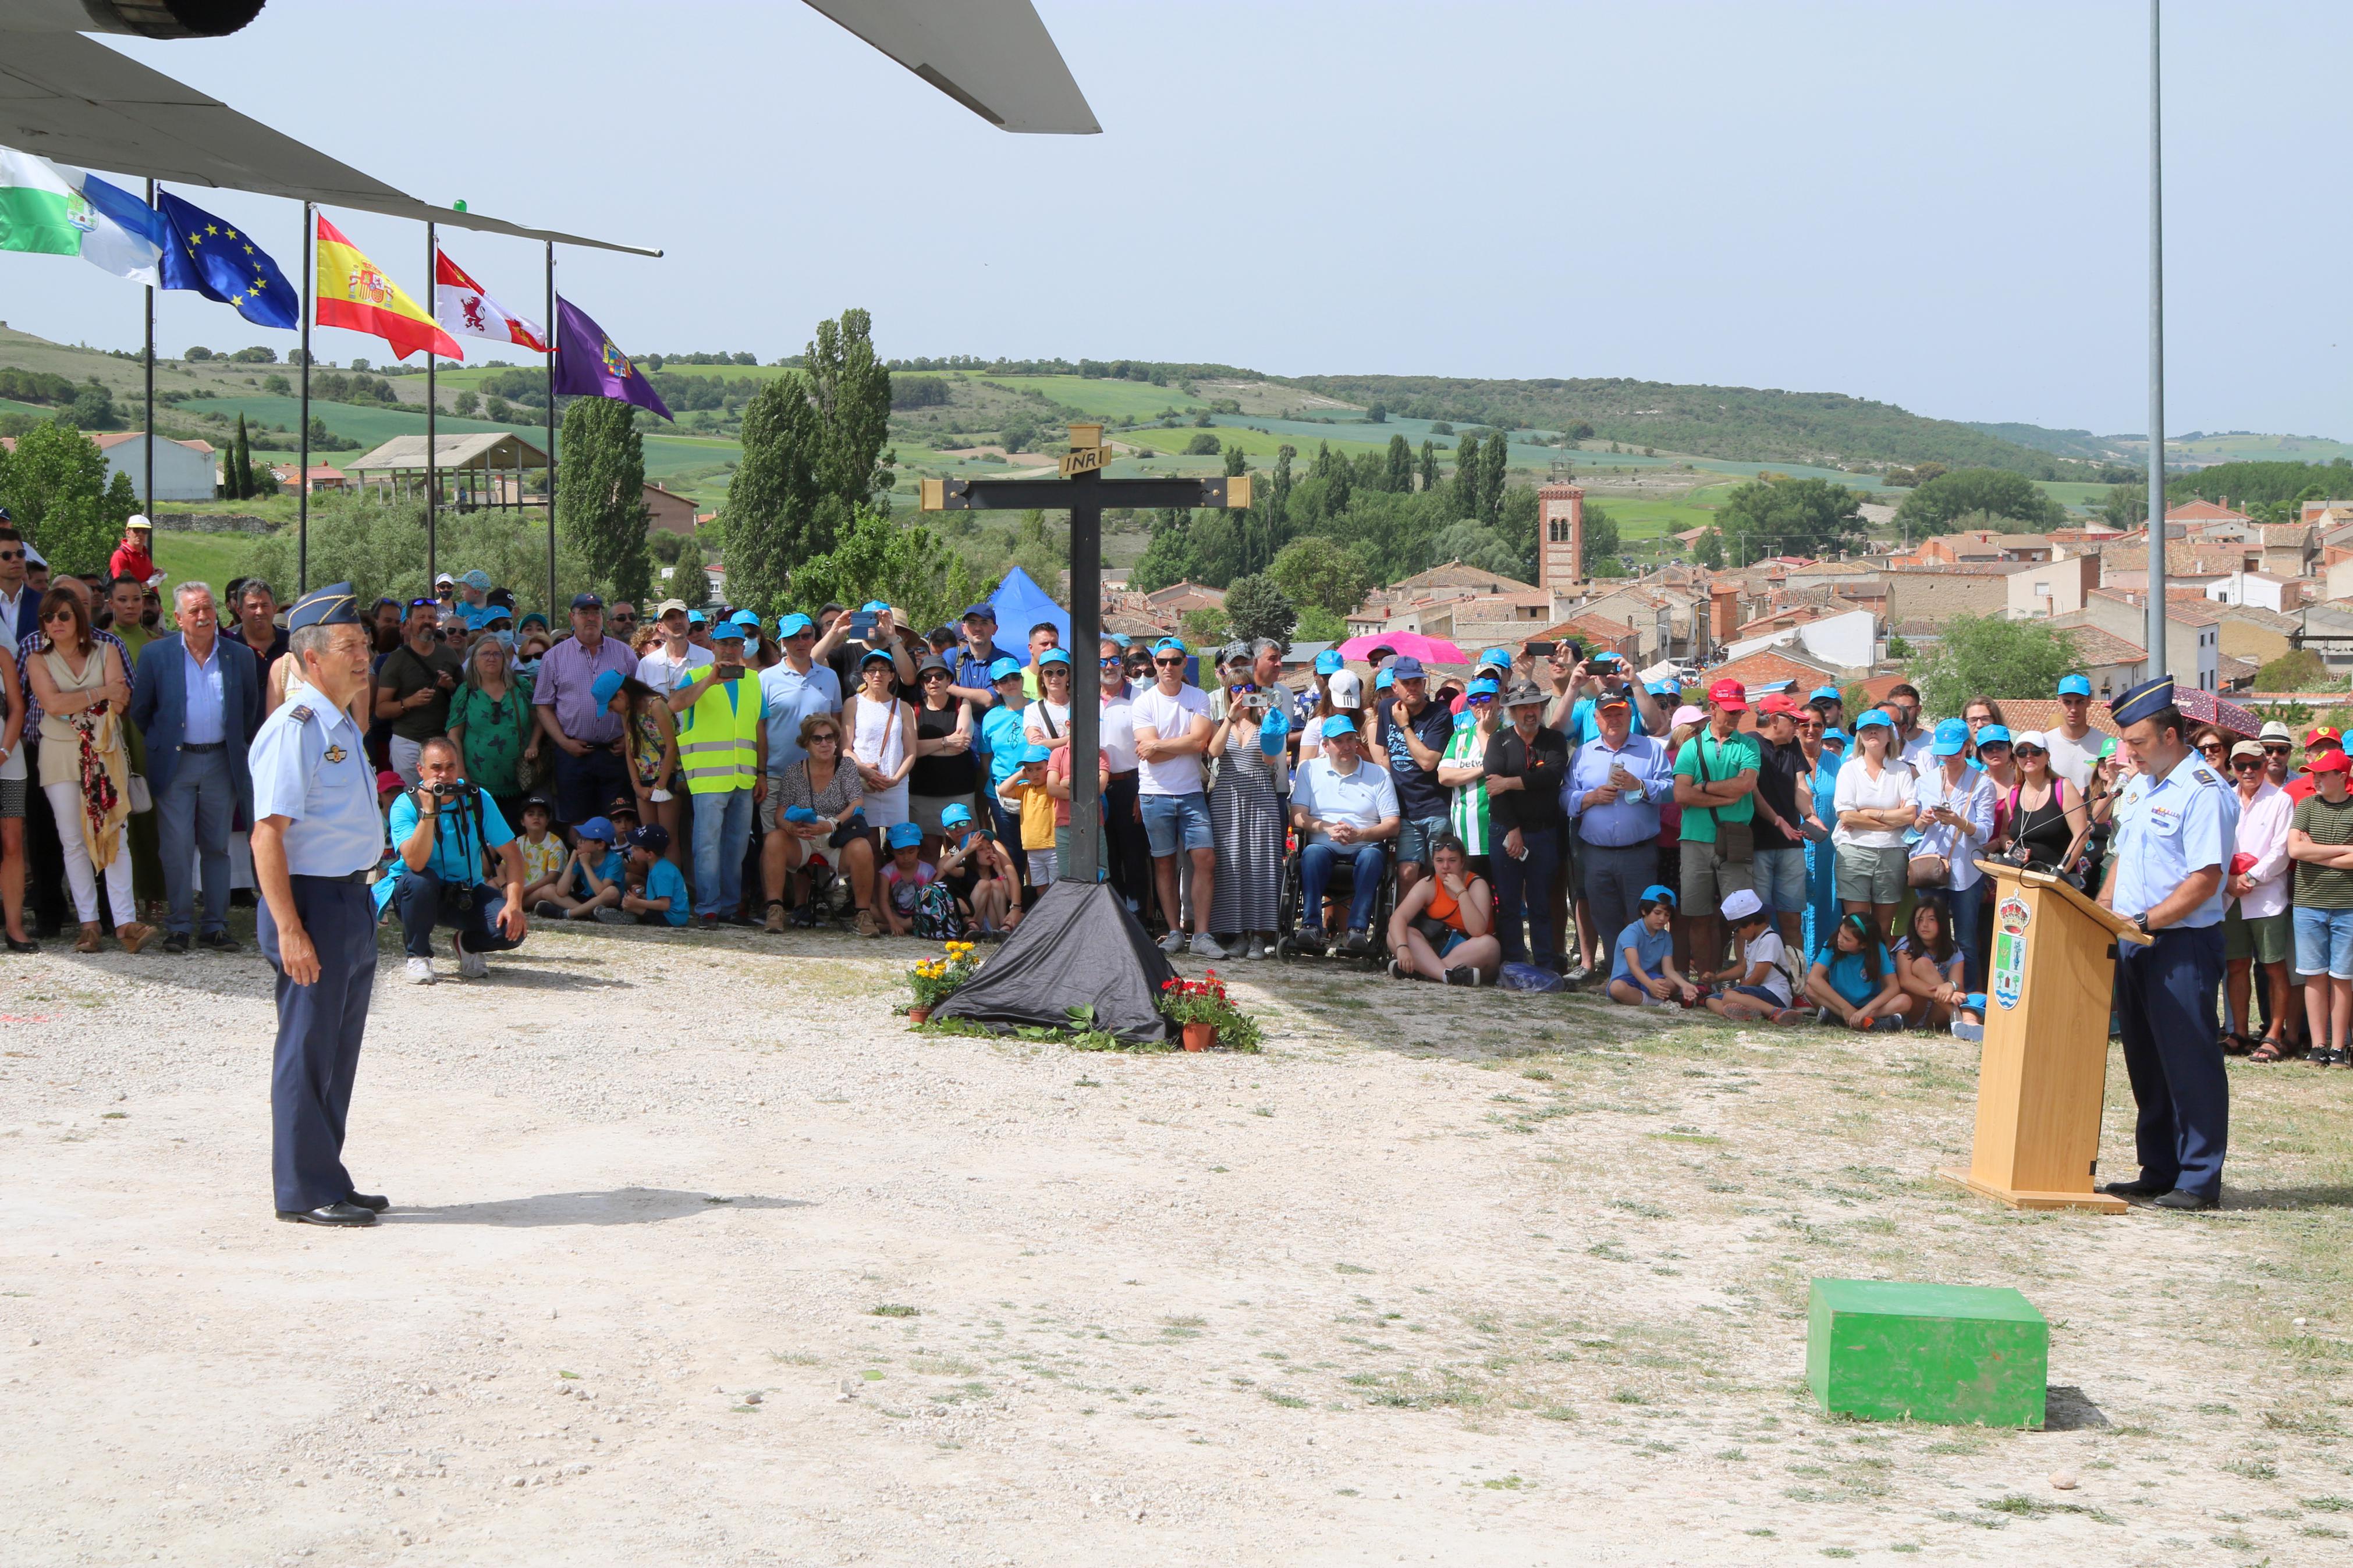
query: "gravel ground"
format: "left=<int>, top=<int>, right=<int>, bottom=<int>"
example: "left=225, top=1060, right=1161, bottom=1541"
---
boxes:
left=3, top=915, right=2350, bottom=1566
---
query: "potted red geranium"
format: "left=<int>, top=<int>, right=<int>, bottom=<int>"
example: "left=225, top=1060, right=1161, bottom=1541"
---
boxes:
left=1156, top=970, right=1264, bottom=1052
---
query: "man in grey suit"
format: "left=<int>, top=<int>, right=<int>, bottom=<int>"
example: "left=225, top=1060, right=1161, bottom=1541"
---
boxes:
left=131, top=581, right=264, bottom=954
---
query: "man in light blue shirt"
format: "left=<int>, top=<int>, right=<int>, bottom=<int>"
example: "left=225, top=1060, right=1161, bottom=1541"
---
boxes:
left=131, top=580, right=264, bottom=952
left=1289, top=715, right=1401, bottom=948
left=384, top=735, right=528, bottom=983
left=2098, top=675, right=2240, bottom=1212
left=1563, top=691, right=1673, bottom=968
left=759, top=613, right=843, bottom=776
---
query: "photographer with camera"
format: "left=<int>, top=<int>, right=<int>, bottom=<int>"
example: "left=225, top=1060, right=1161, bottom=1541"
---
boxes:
left=385, top=735, right=528, bottom=984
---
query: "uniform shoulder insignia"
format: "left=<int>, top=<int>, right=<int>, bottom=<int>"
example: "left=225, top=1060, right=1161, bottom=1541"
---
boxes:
left=287, top=705, right=315, bottom=724
left=2191, top=764, right=2221, bottom=787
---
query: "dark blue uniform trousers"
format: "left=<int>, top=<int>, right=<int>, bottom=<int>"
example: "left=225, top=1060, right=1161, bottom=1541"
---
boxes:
left=2116, top=925, right=2228, bottom=1200
left=261, top=875, right=378, bottom=1213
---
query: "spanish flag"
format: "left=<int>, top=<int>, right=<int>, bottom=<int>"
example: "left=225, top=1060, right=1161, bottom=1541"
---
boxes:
left=313, top=214, right=462, bottom=361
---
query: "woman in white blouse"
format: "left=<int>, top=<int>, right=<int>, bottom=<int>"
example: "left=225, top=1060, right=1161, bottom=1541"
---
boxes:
left=1831, top=709, right=1915, bottom=945
left=1909, top=717, right=1997, bottom=984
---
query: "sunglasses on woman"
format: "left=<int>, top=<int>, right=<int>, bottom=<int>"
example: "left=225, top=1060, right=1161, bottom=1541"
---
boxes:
left=2198, top=741, right=2225, bottom=755
left=808, top=732, right=840, bottom=745
left=2014, top=746, right=2046, bottom=760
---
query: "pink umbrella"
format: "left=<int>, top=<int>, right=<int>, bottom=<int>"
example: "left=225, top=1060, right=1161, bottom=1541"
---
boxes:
left=1337, top=631, right=1467, bottom=666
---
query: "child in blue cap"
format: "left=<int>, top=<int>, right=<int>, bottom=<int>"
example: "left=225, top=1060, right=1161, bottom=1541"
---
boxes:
left=1606, top=886, right=1703, bottom=1007
left=534, top=817, right=625, bottom=921
left=935, top=799, right=1021, bottom=936
left=879, top=818, right=961, bottom=938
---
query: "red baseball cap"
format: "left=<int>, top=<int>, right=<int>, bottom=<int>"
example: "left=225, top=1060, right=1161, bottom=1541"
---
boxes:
left=2308, top=726, right=2342, bottom=750
left=1758, top=691, right=1801, bottom=716
left=1708, top=678, right=1749, bottom=712
left=2311, top=748, right=2352, bottom=774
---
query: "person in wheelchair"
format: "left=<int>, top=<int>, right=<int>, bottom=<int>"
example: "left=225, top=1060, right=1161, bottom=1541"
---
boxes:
left=1386, top=834, right=1502, bottom=985
left=1287, top=714, right=1399, bottom=955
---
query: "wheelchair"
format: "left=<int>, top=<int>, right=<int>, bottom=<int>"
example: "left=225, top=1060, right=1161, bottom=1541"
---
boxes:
left=1273, top=835, right=1396, bottom=969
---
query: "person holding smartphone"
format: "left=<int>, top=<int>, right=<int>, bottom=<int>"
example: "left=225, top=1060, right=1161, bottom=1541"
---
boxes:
left=375, top=596, right=465, bottom=785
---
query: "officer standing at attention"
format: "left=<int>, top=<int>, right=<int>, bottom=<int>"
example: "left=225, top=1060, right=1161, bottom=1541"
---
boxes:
left=2096, top=675, right=2240, bottom=1211
left=249, top=584, right=390, bottom=1227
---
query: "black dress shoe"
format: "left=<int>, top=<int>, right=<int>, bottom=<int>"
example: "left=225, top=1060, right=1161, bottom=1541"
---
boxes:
left=345, top=1192, right=390, bottom=1213
left=2152, top=1188, right=2219, bottom=1211
left=275, top=1201, right=378, bottom=1226
left=3, top=936, right=36, bottom=954
left=2100, top=1178, right=2170, bottom=1199
left=198, top=931, right=241, bottom=952
left=162, top=931, right=190, bottom=956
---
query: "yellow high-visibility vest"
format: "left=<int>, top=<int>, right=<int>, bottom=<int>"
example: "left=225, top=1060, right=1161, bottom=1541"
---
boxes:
left=677, top=668, right=761, bottom=794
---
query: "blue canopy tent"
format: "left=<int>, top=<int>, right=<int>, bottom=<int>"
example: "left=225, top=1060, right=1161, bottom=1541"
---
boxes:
left=986, top=567, right=1069, bottom=668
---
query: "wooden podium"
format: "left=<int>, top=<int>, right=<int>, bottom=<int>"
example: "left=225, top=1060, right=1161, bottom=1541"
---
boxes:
left=1935, top=861, right=2150, bottom=1213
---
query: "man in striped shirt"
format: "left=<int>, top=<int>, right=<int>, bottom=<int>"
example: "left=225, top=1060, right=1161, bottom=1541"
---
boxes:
left=1438, top=675, right=1502, bottom=873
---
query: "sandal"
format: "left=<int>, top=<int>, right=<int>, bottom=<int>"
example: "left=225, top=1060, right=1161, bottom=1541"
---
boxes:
left=2248, top=1036, right=2285, bottom=1064
left=2222, top=1031, right=2257, bottom=1056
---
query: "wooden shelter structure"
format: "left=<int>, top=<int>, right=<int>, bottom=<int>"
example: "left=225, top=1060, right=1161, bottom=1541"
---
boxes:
left=342, top=431, right=551, bottom=514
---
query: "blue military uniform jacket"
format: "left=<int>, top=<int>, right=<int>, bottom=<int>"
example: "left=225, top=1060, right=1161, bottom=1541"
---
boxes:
left=2111, top=754, right=2240, bottom=927
left=248, top=679, right=381, bottom=877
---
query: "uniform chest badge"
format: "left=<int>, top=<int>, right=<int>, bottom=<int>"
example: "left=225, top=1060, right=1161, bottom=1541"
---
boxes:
left=323, top=742, right=347, bottom=764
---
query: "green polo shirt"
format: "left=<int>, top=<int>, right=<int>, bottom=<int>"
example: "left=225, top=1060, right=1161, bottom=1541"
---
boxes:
left=1673, top=728, right=1760, bottom=845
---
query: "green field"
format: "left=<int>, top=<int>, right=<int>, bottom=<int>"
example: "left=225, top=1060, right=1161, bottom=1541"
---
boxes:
left=1116, top=423, right=1393, bottom=463
left=978, top=373, right=1207, bottom=421
left=2036, top=480, right=2113, bottom=511
left=148, top=529, right=261, bottom=602
left=178, top=394, right=516, bottom=451
left=2173, top=432, right=2353, bottom=465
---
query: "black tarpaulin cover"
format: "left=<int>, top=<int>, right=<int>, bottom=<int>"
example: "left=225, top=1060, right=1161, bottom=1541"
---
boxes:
left=932, top=880, right=1177, bottom=1044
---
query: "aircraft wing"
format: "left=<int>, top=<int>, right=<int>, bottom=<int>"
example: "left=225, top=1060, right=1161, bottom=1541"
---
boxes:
left=0, top=27, right=661, bottom=255
left=800, top=0, right=1100, bottom=134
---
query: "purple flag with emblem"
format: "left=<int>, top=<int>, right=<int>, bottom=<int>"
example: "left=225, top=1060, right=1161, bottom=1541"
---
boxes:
left=550, top=295, right=673, bottom=421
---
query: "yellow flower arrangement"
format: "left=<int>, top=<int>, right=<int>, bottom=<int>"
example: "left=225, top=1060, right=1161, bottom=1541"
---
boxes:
left=907, top=940, right=981, bottom=1012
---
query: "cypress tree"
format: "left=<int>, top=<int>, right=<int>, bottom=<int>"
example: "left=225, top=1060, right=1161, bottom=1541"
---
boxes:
left=1479, top=426, right=1509, bottom=526
left=229, top=413, right=251, bottom=500
left=1453, top=433, right=1481, bottom=516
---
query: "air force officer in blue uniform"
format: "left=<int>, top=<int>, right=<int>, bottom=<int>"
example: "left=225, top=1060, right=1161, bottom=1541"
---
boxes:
left=248, top=584, right=388, bottom=1226
left=2097, top=676, right=2240, bottom=1211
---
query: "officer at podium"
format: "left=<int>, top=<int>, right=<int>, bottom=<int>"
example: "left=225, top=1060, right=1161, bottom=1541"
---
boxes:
left=2096, top=675, right=2239, bottom=1211
left=248, top=584, right=389, bottom=1228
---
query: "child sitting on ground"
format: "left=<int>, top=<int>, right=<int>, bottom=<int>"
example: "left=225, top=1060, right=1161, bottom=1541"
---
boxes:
left=516, top=795, right=567, bottom=909
left=533, top=815, right=624, bottom=920
left=935, top=802, right=1020, bottom=935
left=881, top=820, right=963, bottom=939
left=1705, top=888, right=1809, bottom=1023
left=599, top=823, right=690, bottom=927
left=1894, top=898, right=1983, bottom=1032
left=1807, top=912, right=1910, bottom=1031
left=1606, top=885, right=1703, bottom=1007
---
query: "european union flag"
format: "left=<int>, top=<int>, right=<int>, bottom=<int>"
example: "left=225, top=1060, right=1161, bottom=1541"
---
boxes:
left=154, top=188, right=296, bottom=330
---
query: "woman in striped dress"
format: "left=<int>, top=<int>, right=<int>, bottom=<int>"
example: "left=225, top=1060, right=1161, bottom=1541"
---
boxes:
left=1207, top=650, right=1285, bottom=957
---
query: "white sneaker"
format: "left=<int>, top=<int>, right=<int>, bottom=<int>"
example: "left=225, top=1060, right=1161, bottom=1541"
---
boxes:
left=1159, top=929, right=1186, bottom=955
left=405, top=957, right=436, bottom=984
left=454, top=935, right=488, bottom=980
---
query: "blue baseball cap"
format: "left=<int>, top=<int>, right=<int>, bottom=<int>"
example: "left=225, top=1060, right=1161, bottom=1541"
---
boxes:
left=776, top=611, right=814, bottom=637
left=1640, top=884, right=1677, bottom=908
left=1314, top=649, right=1344, bottom=675
left=1374, top=669, right=1395, bottom=690
left=1932, top=717, right=1971, bottom=756
left=590, top=669, right=625, bottom=706
left=1153, top=637, right=1188, bottom=656
left=961, top=603, right=996, bottom=622
left=858, top=645, right=895, bottom=665
left=1110, top=633, right=1132, bottom=648
left=1019, top=742, right=1052, bottom=765
left=2057, top=673, right=2093, bottom=697
left=1648, top=678, right=1680, bottom=697
left=1589, top=650, right=1620, bottom=667
left=886, top=820, right=923, bottom=850
left=1389, top=655, right=1426, bottom=681
left=1477, top=646, right=1511, bottom=671
left=709, top=620, right=747, bottom=642
left=1854, top=709, right=1894, bottom=731
left=1322, top=714, right=1358, bottom=739
left=1038, top=648, right=1071, bottom=668
left=861, top=600, right=889, bottom=614
left=1823, top=727, right=1850, bottom=746
left=941, top=802, right=973, bottom=827
left=783, top=805, right=819, bottom=824
left=730, top=609, right=761, bottom=628
left=1466, top=677, right=1500, bottom=700
left=687, top=609, right=707, bottom=625
left=574, top=816, right=615, bottom=843
left=570, top=592, right=603, bottom=610
left=989, top=656, right=1023, bottom=681
left=1976, top=724, right=2013, bottom=749
left=459, top=569, right=492, bottom=591
left=1809, top=684, right=1843, bottom=703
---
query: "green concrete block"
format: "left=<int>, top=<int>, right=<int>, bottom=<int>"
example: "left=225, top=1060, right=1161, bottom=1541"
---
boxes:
left=1807, top=1277, right=2047, bottom=1429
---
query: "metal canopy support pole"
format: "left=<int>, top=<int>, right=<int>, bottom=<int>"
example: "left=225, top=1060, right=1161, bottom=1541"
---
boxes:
left=2145, top=0, right=2168, bottom=684
left=544, top=241, right=558, bottom=621
left=142, top=178, right=154, bottom=513
left=425, top=220, right=438, bottom=584
left=298, top=201, right=313, bottom=595
left=1066, top=471, right=1101, bottom=885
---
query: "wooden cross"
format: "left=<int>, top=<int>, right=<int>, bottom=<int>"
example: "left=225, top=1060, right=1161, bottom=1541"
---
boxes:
left=920, top=422, right=1252, bottom=884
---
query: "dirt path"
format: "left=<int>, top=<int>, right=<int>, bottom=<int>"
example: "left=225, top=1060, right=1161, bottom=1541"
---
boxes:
left=3, top=921, right=2348, bottom=1565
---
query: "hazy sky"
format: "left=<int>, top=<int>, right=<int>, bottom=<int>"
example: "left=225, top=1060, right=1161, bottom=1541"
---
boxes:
left=5, top=1, right=2345, bottom=439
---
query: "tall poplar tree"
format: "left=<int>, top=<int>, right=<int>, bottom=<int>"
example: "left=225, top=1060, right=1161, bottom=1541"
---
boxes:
left=1385, top=433, right=1413, bottom=493
left=1479, top=426, right=1509, bottom=525
left=229, top=413, right=253, bottom=500
left=1453, top=432, right=1482, bottom=516
left=1418, top=439, right=1438, bottom=493
left=722, top=375, right=822, bottom=616
left=803, top=308, right=893, bottom=554
left=556, top=397, right=654, bottom=607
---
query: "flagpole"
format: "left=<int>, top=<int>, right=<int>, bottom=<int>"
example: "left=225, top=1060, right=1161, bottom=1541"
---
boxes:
left=426, top=219, right=438, bottom=584
left=299, top=201, right=313, bottom=596
left=2144, top=0, right=2167, bottom=684
left=545, top=240, right=558, bottom=621
left=142, top=177, right=154, bottom=513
